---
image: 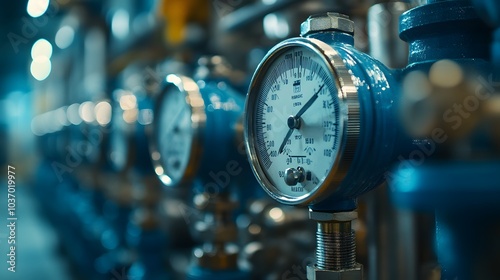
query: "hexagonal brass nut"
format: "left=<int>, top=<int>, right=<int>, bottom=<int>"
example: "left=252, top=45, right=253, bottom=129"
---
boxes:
left=300, top=12, right=354, bottom=37
left=309, top=210, right=358, bottom=222
left=306, top=264, right=363, bottom=280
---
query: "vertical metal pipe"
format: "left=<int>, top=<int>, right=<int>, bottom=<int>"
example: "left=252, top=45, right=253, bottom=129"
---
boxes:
left=365, top=184, right=418, bottom=280
left=368, top=2, right=410, bottom=68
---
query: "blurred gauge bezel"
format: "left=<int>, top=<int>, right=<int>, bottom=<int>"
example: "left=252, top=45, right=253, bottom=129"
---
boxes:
left=149, top=74, right=206, bottom=187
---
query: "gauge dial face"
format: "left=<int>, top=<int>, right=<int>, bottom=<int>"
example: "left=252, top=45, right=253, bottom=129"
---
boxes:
left=248, top=44, right=342, bottom=204
left=156, top=87, right=193, bottom=185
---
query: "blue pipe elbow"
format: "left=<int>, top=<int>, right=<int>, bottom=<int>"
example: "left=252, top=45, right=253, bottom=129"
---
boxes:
left=301, top=32, right=409, bottom=212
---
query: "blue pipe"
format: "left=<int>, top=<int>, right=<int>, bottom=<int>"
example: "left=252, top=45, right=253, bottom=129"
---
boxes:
left=294, top=31, right=410, bottom=212
left=390, top=1, right=500, bottom=279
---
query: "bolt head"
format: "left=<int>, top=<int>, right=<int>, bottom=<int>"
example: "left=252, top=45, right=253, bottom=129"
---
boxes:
left=300, top=12, right=354, bottom=37
left=309, top=209, right=358, bottom=222
left=307, top=264, right=363, bottom=280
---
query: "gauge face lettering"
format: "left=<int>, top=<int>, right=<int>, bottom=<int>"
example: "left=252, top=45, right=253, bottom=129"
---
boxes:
left=157, top=87, right=193, bottom=183
left=251, top=45, right=341, bottom=202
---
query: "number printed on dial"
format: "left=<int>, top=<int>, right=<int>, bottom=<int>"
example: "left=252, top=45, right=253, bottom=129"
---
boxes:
left=253, top=46, right=340, bottom=199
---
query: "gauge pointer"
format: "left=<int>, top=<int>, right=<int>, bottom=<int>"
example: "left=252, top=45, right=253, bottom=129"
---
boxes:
left=278, top=125, right=294, bottom=154
left=278, top=84, right=325, bottom=154
left=295, top=84, right=324, bottom=118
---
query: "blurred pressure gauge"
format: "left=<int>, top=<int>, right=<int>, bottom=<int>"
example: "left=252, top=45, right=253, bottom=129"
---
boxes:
left=149, top=55, right=254, bottom=192
left=150, top=75, right=205, bottom=187
left=245, top=38, right=359, bottom=206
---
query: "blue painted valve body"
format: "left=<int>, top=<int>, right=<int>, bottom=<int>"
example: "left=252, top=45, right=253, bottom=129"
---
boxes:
left=390, top=1, right=500, bottom=279
left=183, top=75, right=262, bottom=202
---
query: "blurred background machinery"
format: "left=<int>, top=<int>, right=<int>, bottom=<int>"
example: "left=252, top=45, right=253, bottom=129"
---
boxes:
left=1, top=0, right=499, bottom=280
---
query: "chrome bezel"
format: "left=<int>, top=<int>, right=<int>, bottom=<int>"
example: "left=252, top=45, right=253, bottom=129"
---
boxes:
left=244, top=37, right=360, bottom=205
left=149, top=74, right=206, bottom=187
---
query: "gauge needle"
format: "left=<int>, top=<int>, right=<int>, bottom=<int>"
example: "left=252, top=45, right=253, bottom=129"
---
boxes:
left=278, top=84, right=324, bottom=154
left=278, top=128, right=294, bottom=154
left=296, top=84, right=324, bottom=118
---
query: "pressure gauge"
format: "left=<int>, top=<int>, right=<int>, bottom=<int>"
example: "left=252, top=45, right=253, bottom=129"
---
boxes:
left=244, top=38, right=359, bottom=206
left=150, top=75, right=204, bottom=187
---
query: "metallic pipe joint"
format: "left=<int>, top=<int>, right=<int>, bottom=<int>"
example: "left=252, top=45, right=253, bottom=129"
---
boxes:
left=307, top=210, right=363, bottom=280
